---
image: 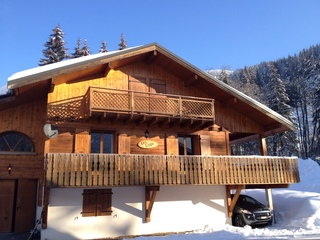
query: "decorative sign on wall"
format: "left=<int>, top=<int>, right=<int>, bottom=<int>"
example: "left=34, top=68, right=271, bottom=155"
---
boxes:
left=138, top=140, right=158, bottom=149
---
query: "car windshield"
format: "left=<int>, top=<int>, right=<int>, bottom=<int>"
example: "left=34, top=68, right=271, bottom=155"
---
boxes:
left=239, top=195, right=263, bottom=206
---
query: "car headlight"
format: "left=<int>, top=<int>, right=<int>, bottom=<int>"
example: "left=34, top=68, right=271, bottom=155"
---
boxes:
left=242, top=209, right=252, bottom=214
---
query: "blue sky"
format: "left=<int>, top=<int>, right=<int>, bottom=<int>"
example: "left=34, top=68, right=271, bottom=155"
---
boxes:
left=1, top=0, right=320, bottom=87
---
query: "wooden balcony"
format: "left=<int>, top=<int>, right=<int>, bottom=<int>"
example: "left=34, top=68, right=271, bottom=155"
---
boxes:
left=47, top=87, right=215, bottom=128
left=83, top=87, right=215, bottom=127
left=45, top=153, right=300, bottom=188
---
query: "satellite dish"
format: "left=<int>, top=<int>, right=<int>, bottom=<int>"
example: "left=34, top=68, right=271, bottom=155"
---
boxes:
left=43, top=124, right=59, bottom=139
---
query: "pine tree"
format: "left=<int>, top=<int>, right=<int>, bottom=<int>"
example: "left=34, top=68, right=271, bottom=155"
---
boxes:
left=118, top=34, right=127, bottom=50
left=217, top=67, right=231, bottom=84
left=81, top=39, right=91, bottom=56
left=71, top=38, right=83, bottom=58
left=312, top=87, right=320, bottom=157
left=265, top=62, right=297, bottom=156
left=39, top=24, right=69, bottom=66
left=99, top=41, right=108, bottom=53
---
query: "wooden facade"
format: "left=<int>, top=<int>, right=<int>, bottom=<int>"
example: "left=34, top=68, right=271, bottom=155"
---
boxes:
left=1, top=43, right=299, bottom=235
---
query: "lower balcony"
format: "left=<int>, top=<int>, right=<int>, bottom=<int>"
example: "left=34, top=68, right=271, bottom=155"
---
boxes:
left=45, top=153, right=300, bottom=188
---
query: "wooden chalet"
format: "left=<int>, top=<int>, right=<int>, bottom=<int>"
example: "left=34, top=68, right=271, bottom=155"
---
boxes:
left=0, top=43, right=299, bottom=239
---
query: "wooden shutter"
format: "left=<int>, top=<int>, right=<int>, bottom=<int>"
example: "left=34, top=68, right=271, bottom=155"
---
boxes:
left=82, top=189, right=113, bottom=217
left=97, top=189, right=113, bottom=216
left=200, top=135, right=211, bottom=155
left=150, top=78, right=166, bottom=94
left=82, top=189, right=96, bottom=217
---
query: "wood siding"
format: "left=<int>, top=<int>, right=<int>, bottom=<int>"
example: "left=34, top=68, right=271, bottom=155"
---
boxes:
left=0, top=98, right=47, bottom=205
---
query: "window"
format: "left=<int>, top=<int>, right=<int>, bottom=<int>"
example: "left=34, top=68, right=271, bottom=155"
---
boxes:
left=178, top=136, right=194, bottom=155
left=178, top=135, right=200, bottom=155
left=91, top=132, right=113, bottom=153
left=0, top=131, right=35, bottom=155
left=82, top=189, right=113, bottom=217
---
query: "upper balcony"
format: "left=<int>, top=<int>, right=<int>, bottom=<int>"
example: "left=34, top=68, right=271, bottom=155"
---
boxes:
left=45, top=153, right=300, bottom=188
left=82, top=87, right=215, bottom=128
left=47, top=87, right=215, bottom=127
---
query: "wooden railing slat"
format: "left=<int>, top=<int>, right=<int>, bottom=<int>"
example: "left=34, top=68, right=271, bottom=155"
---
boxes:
left=45, top=154, right=300, bottom=187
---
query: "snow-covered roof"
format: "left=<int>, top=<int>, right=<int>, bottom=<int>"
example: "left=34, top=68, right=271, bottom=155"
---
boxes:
left=7, top=44, right=148, bottom=89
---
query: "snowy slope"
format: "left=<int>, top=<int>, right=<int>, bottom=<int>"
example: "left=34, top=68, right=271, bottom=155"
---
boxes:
left=130, top=159, right=320, bottom=239
left=0, top=85, right=7, bottom=95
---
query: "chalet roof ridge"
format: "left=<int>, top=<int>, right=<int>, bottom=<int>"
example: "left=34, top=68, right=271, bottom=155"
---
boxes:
left=6, top=42, right=295, bottom=131
left=7, top=43, right=158, bottom=89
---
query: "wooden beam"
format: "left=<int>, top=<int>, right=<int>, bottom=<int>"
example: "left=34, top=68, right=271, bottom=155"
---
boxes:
left=104, top=66, right=111, bottom=76
left=245, top=184, right=290, bottom=189
left=145, top=186, right=160, bottom=222
left=49, top=84, right=55, bottom=93
left=42, top=188, right=50, bottom=229
left=226, top=185, right=245, bottom=217
left=259, top=134, right=267, bottom=156
left=111, top=113, right=120, bottom=124
left=108, top=62, right=113, bottom=69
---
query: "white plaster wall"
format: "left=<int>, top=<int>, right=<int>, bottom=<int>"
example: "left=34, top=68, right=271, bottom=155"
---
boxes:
left=41, top=185, right=229, bottom=240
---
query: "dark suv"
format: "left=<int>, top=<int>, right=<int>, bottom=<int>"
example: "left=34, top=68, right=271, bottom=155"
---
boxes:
left=231, top=194, right=273, bottom=227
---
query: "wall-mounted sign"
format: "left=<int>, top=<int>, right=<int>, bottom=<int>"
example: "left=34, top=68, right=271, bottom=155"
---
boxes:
left=138, top=140, right=158, bottom=149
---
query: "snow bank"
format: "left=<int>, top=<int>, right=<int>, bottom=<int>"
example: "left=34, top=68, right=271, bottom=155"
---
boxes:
left=130, top=159, right=320, bottom=239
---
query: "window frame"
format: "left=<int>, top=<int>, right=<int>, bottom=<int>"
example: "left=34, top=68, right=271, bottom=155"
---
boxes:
left=0, top=131, right=36, bottom=155
left=90, top=131, right=114, bottom=154
left=178, top=135, right=200, bottom=155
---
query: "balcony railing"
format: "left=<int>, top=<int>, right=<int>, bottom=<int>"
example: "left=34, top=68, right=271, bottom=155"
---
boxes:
left=45, top=153, right=300, bottom=187
left=84, top=87, right=215, bottom=120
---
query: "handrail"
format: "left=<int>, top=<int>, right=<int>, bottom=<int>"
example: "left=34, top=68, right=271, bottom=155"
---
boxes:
left=84, top=87, right=215, bottom=119
left=45, top=153, right=300, bottom=187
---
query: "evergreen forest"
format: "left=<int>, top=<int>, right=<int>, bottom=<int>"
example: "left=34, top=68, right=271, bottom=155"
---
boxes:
left=212, top=44, right=320, bottom=162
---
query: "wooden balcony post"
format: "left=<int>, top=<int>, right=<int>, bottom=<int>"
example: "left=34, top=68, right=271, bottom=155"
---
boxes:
left=259, top=134, right=267, bottom=156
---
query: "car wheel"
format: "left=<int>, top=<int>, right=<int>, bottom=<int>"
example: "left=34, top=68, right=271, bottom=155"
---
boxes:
left=234, top=214, right=245, bottom=227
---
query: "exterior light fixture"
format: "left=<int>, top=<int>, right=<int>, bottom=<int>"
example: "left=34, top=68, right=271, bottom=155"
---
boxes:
left=145, top=129, right=149, bottom=139
left=8, top=164, right=12, bottom=175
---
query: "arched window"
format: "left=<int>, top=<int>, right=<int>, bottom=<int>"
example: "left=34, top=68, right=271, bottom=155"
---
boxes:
left=0, top=131, right=35, bottom=155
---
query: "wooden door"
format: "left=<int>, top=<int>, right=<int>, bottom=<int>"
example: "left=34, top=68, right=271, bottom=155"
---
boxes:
left=0, top=179, right=37, bottom=233
left=0, top=180, right=15, bottom=232
left=14, top=179, right=37, bottom=232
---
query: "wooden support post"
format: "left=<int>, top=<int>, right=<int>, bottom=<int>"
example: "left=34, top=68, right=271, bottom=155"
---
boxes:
left=259, top=134, right=267, bottom=156
left=265, top=188, right=275, bottom=223
left=145, top=186, right=160, bottom=223
left=42, top=188, right=50, bottom=229
left=226, top=185, right=245, bottom=217
left=260, top=134, right=275, bottom=223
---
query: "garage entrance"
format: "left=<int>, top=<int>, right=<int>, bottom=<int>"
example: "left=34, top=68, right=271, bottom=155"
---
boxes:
left=0, top=179, right=37, bottom=233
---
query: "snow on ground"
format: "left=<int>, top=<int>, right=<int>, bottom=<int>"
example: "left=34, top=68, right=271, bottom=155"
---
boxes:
left=130, top=159, right=320, bottom=239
